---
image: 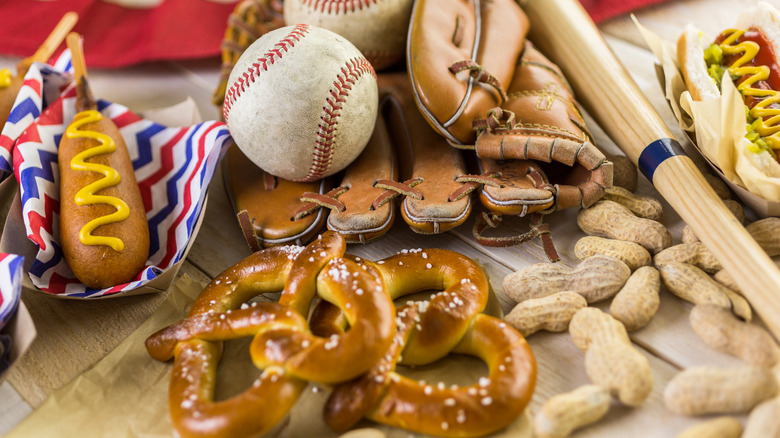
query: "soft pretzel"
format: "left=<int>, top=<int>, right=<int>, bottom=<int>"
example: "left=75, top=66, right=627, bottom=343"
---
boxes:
left=145, top=246, right=304, bottom=438
left=323, top=307, right=537, bottom=437
left=147, top=231, right=535, bottom=437
left=250, top=257, right=396, bottom=383
left=311, top=248, right=535, bottom=436
left=145, top=232, right=397, bottom=437
left=358, top=248, right=490, bottom=365
left=324, top=302, right=420, bottom=431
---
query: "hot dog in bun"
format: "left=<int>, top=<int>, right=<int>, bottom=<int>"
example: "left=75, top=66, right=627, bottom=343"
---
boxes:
left=678, top=2, right=780, bottom=171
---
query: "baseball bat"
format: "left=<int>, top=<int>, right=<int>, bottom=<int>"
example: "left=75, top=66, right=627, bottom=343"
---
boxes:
left=521, top=0, right=780, bottom=338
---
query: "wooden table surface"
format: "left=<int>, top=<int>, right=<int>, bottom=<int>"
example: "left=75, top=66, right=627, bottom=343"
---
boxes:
left=1, top=0, right=778, bottom=436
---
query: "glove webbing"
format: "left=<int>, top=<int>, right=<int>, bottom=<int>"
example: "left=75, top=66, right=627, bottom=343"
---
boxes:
left=449, top=60, right=508, bottom=104
left=372, top=178, right=424, bottom=209
left=292, top=177, right=426, bottom=222
left=472, top=107, right=516, bottom=134
left=237, top=209, right=262, bottom=252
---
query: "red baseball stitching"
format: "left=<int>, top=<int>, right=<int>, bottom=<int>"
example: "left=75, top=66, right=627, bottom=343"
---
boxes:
left=299, top=0, right=378, bottom=14
left=302, top=57, right=376, bottom=181
left=305, top=57, right=376, bottom=182
left=222, top=24, right=311, bottom=123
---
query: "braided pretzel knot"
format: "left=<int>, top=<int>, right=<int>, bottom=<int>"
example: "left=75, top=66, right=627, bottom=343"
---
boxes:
left=311, top=250, right=536, bottom=436
left=361, top=249, right=491, bottom=365
left=145, top=232, right=396, bottom=438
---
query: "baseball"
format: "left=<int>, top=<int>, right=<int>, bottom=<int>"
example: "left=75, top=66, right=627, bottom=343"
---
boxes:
left=283, top=0, right=413, bottom=70
left=223, top=24, right=378, bottom=182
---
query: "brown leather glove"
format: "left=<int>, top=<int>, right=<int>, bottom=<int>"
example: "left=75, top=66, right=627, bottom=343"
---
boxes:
left=215, top=0, right=334, bottom=250
left=295, top=72, right=479, bottom=239
left=223, top=144, right=330, bottom=250
left=294, top=109, right=398, bottom=244
left=379, top=72, right=478, bottom=235
left=407, top=0, right=613, bottom=261
left=224, top=114, right=400, bottom=248
left=215, top=0, right=411, bottom=247
left=407, top=0, right=527, bottom=146
left=473, top=42, right=613, bottom=213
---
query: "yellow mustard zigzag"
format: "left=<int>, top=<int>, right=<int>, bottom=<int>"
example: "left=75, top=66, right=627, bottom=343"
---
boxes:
left=65, top=110, right=129, bottom=251
left=0, top=69, right=11, bottom=88
left=720, top=29, right=780, bottom=150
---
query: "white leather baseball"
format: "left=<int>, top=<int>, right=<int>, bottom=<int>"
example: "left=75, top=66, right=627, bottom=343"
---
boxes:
left=223, top=24, right=378, bottom=182
left=283, top=0, right=413, bottom=70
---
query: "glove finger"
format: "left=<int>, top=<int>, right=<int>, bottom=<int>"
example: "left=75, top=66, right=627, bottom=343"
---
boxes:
left=474, top=42, right=612, bottom=211
left=477, top=158, right=554, bottom=216
left=224, top=144, right=329, bottom=250
left=380, top=73, right=474, bottom=234
left=325, top=109, right=397, bottom=244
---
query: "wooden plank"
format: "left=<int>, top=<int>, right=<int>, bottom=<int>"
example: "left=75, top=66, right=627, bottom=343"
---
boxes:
left=6, top=261, right=212, bottom=407
left=525, top=329, right=708, bottom=437
left=0, top=382, right=31, bottom=436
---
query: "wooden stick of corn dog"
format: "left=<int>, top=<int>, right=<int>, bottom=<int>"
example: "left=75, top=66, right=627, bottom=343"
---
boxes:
left=0, top=12, right=77, bottom=128
left=17, top=12, right=78, bottom=74
left=521, top=0, right=780, bottom=338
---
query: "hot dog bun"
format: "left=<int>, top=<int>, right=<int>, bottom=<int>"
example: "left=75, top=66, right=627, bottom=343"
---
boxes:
left=678, top=2, right=780, bottom=102
left=677, top=24, right=721, bottom=102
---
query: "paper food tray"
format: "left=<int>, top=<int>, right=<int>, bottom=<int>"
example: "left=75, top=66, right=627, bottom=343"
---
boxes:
left=11, top=88, right=230, bottom=297
left=1, top=49, right=232, bottom=297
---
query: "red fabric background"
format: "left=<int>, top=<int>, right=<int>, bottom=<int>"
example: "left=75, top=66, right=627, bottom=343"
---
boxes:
left=0, top=0, right=238, bottom=68
left=0, top=0, right=670, bottom=68
left=580, top=0, right=673, bottom=23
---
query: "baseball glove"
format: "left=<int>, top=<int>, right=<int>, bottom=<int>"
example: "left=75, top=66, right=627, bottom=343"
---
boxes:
left=407, top=0, right=613, bottom=260
left=294, top=72, right=479, bottom=239
left=293, top=107, right=398, bottom=244
left=378, top=72, right=478, bottom=235
left=216, top=0, right=396, bottom=247
left=223, top=144, right=331, bottom=250
left=215, top=0, right=338, bottom=250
